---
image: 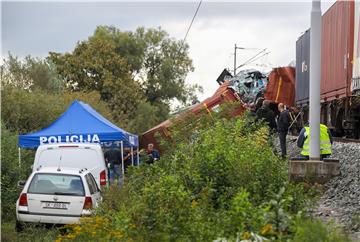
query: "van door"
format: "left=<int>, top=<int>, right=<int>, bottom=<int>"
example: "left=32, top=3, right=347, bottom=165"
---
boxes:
left=84, top=173, right=102, bottom=207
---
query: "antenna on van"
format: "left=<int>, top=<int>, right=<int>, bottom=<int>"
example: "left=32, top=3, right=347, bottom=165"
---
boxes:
left=57, top=150, right=63, bottom=172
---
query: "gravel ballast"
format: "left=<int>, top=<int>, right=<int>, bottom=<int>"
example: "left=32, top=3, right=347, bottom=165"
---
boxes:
left=274, top=135, right=360, bottom=239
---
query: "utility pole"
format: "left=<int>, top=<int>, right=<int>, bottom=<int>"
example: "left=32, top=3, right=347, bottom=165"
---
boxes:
left=234, top=44, right=237, bottom=76
left=309, top=0, right=321, bottom=159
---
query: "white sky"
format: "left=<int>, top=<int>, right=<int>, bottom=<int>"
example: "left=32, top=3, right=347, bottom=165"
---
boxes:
left=2, top=1, right=336, bottom=100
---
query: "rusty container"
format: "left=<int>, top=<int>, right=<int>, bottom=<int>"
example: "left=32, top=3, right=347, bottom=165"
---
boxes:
left=140, top=82, right=245, bottom=150
left=265, top=67, right=296, bottom=107
left=321, top=0, right=354, bottom=101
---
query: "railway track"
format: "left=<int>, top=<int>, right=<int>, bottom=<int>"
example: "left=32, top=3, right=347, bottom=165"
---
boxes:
left=332, top=137, right=360, bottom=144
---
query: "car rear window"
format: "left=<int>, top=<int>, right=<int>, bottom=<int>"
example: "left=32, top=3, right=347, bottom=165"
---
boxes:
left=28, top=173, right=85, bottom=196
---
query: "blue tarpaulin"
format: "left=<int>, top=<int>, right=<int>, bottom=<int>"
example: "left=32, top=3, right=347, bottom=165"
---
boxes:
left=18, top=100, right=138, bottom=148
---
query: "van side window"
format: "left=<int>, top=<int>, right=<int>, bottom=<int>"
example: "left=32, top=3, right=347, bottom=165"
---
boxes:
left=85, top=174, right=100, bottom=194
left=89, top=173, right=100, bottom=193
left=85, top=174, right=96, bottom=194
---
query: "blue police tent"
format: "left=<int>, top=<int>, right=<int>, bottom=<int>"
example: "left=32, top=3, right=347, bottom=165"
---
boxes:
left=18, top=100, right=139, bottom=170
left=18, top=100, right=138, bottom=149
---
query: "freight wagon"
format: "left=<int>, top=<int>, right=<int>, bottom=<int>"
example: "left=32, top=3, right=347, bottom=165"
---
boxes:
left=295, top=0, right=360, bottom=138
left=140, top=81, right=246, bottom=150
left=140, top=66, right=298, bottom=150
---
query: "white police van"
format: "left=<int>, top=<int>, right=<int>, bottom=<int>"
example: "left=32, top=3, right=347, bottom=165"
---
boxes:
left=32, top=143, right=108, bottom=188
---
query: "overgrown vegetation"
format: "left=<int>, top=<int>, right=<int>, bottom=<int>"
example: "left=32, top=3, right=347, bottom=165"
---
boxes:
left=55, top=109, right=350, bottom=241
left=0, top=25, right=353, bottom=241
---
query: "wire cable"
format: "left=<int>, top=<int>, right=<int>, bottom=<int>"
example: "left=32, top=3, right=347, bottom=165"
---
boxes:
left=182, top=0, right=202, bottom=44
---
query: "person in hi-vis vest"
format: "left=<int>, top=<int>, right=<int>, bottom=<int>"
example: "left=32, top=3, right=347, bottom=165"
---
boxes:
left=297, top=122, right=333, bottom=160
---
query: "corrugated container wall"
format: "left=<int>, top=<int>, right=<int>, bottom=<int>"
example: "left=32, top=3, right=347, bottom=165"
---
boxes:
left=321, top=0, right=354, bottom=101
left=295, top=29, right=310, bottom=105
left=352, top=0, right=360, bottom=93
left=265, top=67, right=296, bottom=107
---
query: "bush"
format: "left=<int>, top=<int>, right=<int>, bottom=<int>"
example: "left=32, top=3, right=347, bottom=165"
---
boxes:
left=60, top=113, right=318, bottom=241
left=1, top=126, right=34, bottom=221
left=1, top=86, right=113, bottom=134
left=1, top=221, right=59, bottom=242
left=293, top=218, right=352, bottom=242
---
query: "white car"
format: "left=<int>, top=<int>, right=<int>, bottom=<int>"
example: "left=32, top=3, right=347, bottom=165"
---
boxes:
left=16, top=167, right=102, bottom=231
left=32, top=143, right=108, bottom=188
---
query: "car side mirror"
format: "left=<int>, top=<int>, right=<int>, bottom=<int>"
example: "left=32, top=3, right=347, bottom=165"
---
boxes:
left=17, top=180, right=26, bottom=188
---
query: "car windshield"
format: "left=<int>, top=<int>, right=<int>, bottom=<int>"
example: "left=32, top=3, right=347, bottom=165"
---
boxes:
left=28, top=173, right=85, bottom=196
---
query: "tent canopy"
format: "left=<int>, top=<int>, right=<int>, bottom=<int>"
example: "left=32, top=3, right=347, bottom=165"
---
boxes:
left=18, top=100, right=138, bottom=148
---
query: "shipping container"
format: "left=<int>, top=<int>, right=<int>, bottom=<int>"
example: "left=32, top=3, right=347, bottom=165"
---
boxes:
left=295, top=0, right=360, bottom=138
left=295, top=29, right=310, bottom=105
left=320, top=0, right=354, bottom=101
left=265, top=66, right=296, bottom=107
left=140, top=81, right=245, bottom=150
left=295, top=1, right=355, bottom=104
left=351, top=0, right=360, bottom=94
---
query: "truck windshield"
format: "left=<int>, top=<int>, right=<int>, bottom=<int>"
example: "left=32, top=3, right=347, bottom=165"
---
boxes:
left=28, top=173, right=85, bottom=196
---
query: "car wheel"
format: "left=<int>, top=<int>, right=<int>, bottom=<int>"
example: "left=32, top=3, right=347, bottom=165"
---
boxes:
left=15, top=220, right=24, bottom=232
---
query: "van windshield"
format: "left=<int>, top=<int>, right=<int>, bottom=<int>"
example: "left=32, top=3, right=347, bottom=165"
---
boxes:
left=28, top=173, right=85, bottom=196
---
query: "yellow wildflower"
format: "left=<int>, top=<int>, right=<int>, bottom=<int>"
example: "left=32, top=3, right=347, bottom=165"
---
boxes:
left=191, top=200, right=198, bottom=208
left=242, top=231, right=251, bottom=240
left=67, top=234, right=76, bottom=239
left=261, top=223, right=273, bottom=235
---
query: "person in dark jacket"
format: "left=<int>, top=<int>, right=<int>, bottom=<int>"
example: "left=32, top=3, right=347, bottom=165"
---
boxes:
left=147, top=143, right=160, bottom=164
left=256, top=100, right=277, bottom=131
left=104, top=148, right=123, bottom=186
left=277, top=103, right=290, bottom=158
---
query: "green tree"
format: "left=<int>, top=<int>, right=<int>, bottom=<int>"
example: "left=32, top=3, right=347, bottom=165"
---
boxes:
left=1, top=86, right=114, bottom=134
left=0, top=53, right=64, bottom=93
left=91, top=26, right=201, bottom=105
left=48, top=37, right=144, bottom=125
left=49, top=26, right=201, bottom=132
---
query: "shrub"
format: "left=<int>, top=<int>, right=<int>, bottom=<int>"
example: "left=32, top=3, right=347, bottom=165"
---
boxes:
left=1, top=126, right=34, bottom=221
left=293, top=218, right=352, bottom=242
left=60, top=113, right=317, bottom=241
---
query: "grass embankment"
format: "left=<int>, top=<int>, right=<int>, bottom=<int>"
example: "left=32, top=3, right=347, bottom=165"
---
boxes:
left=1, top=110, right=352, bottom=241
left=57, top=112, right=352, bottom=242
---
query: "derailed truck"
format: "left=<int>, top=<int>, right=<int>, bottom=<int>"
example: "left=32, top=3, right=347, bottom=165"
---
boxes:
left=140, top=67, right=295, bottom=150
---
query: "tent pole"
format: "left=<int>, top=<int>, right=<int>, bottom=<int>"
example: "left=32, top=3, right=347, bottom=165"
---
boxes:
left=18, top=147, right=21, bottom=168
left=121, top=141, right=124, bottom=176
left=137, top=147, right=139, bottom=166
left=131, top=146, right=134, bottom=166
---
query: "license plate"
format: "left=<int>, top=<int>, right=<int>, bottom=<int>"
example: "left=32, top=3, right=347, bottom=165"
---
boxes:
left=42, top=202, right=68, bottom=209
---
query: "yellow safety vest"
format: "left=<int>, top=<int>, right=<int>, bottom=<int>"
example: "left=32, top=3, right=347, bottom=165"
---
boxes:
left=301, top=124, right=332, bottom=156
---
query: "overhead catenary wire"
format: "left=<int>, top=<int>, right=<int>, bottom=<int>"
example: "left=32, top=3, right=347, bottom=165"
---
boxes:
left=235, top=48, right=269, bottom=71
left=182, top=0, right=202, bottom=45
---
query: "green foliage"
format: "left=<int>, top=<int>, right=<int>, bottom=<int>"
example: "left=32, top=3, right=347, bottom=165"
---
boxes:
left=91, top=25, right=199, bottom=105
left=1, top=53, right=64, bottom=93
left=62, top=113, right=326, bottom=241
left=128, top=102, right=161, bottom=133
left=1, top=221, right=60, bottom=242
left=49, top=25, right=201, bottom=130
left=293, top=219, right=352, bottom=242
left=48, top=37, right=144, bottom=125
left=1, top=86, right=113, bottom=134
left=1, top=126, right=34, bottom=221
